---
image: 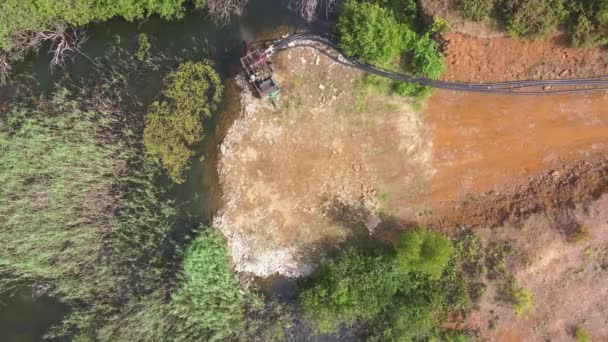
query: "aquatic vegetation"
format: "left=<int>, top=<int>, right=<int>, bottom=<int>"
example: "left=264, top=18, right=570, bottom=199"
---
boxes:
left=143, top=61, right=223, bottom=183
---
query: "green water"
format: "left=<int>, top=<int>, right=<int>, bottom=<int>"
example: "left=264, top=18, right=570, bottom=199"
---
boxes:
left=0, top=288, right=68, bottom=342
left=0, top=1, right=327, bottom=340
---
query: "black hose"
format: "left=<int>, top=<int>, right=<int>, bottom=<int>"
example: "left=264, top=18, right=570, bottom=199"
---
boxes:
left=260, top=33, right=608, bottom=95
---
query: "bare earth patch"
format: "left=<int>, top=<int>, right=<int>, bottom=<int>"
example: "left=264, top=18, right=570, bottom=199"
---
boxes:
left=214, top=46, right=431, bottom=277
left=475, top=194, right=608, bottom=341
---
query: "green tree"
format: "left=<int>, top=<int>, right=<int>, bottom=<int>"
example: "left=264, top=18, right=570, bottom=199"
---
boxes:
left=337, top=0, right=414, bottom=64
left=143, top=61, right=223, bottom=183
left=394, top=227, right=453, bottom=277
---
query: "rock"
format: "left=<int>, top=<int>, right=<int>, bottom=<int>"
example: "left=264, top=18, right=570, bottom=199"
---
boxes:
left=365, top=214, right=382, bottom=232
left=319, top=84, right=325, bottom=90
left=315, top=56, right=320, bottom=65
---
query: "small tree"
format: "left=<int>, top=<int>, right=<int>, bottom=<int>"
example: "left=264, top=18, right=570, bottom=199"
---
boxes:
left=144, top=61, right=223, bottom=183
left=337, top=0, right=413, bottom=64
left=394, top=227, right=453, bottom=277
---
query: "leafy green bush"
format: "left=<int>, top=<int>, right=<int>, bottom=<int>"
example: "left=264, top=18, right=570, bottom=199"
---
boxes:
left=337, top=0, right=445, bottom=100
left=144, top=61, right=223, bottom=183
left=410, top=32, right=446, bottom=79
left=170, top=229, right=245, bottom=341
left=299, top=247, right=399, bottom=333
left=394, top=227, right=453, bottom=277
left=371, top=0, right=418, bottom=23
left=337, top=0, right=413, bottom=64
left=456, top=0, right=496, bottom=21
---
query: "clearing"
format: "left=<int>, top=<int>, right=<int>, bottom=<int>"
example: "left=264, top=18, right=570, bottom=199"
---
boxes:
left=215, top=32, right=608, bottom=276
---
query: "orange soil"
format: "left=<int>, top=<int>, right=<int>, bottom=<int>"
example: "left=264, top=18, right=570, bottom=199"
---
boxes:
left=419, top=91, right=608, bottom=208
left=406, top=32, right=608, bottom=219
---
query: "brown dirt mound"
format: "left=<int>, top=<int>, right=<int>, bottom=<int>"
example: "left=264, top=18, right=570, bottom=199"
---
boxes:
left=427, top=156, right=608, bottom=229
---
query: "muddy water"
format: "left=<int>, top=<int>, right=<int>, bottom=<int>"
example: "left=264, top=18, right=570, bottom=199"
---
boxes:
left=421, top=90, right=608, bottom=204
left=0, top=288, right=68, bottom=342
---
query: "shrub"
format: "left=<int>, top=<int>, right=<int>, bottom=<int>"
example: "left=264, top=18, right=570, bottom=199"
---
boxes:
left=575, top=325, right=591, bottom=342
left=143, top=61, right=223, bottom=183
left=394, top=227, right=453, bottom=277
left=135, top=33, right=151, bottom=62
left=384, top=296, right=438, bottom=341
left=410, top=33, right=446, bottom=79
left=440, top=232, right=486, bottom=311
left=170, top=229, right=246, bottom=341
left=501, top=0, right=567, bottom=37
left=371, top=0, right=418, bottom=23
left=299, top=247, right=400, bottom=333
left=511, top=287, right=533, bottom=315
left=456, top=0, right=496, bottom=21
left=337, top=0, right=413, bottom=64
left=568, top=1, right=608, bottom=47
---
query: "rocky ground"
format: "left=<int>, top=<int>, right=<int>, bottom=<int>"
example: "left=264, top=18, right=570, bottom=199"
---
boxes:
left=214, top=46, right=432, bottom=277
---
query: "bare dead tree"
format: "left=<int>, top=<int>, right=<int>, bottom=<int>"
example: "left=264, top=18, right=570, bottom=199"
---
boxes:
left=7, top=22, right=87, bottom=74
left=291, top=0, right=338, bottom=22
left=48, top=24, right=87, bottom=70
left=203, top=0, right=249, bottom=23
